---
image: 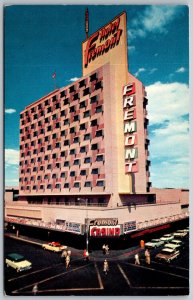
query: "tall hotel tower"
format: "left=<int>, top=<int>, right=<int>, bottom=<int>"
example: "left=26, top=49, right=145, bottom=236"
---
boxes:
left=6, top=12, right=188, bottom=239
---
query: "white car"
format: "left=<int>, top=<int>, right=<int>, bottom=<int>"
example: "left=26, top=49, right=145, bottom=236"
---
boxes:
left=173, top=230, right=187, bottom=238
left=42, top=242, right=67, bottom=252
left=160, top=234, right=174, bottom=242
left=145, top=238, right=165, bottom=249
left=164, top=242, right=181, bottom=250
left=155, top=248, right=180, bottom=263
left=6, top=253, right=32, bottom=272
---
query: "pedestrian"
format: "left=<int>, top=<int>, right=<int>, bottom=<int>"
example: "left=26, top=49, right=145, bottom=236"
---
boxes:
left=61, top=249, right=67, bottom=261
left=105, top=244, right=109, bottom=254
left=32, top=284, right=38, bottom=295
left=67, top=249, right=71, bottom=257
left=65, top=255, right=70, bottom=269
left=102, top=244, right=106, bottom=255
left=103, top=259, right=109, bottom=275
left=134, top=253, right=140, bottom=265
left=145, top=249, right=151, bottom=265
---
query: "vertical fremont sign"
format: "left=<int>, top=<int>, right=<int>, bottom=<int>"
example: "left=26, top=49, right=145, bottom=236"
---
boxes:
left=123, top=83, right=138, bottom=174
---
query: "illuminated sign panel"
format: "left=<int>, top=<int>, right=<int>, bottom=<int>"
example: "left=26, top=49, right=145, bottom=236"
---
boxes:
left=123, top=83, right=138, bottom=173
left=89, top=218, right=121, bottom=237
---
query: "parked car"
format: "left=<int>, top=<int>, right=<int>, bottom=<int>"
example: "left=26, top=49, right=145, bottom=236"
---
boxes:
left=5, top=253, right=32, bottom=272
left=155, top=248, right=180, bottom=263
left=160, top=234, right=174, bottom=242
left=164, top=242, right=181, bottom=251
left=42, top=242, right=67, bottom=252
left=168, top=239, right=185, bottom=249
left=173, top=230, right=187, bottom=238
left=145, top=238, right=165, bottom=249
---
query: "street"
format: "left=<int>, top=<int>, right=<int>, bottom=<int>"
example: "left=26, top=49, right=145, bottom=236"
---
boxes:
left=4, top=234, right=189, bottom=296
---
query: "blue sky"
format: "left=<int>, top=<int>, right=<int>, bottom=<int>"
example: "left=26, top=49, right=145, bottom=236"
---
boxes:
left=4, top=5, right=189, bottom=188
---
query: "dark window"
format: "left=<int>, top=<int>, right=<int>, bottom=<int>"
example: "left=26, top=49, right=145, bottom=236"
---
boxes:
left=90, top=73, right=97, bottom=82
left=69, top=85, right=75, bottom=93
left=74, top=93, right=79, bottom=100
left=47, top=107, right=52, bottom=113
left=55, top=103, right=60, bottom=109
left=74, top=159, right=80, bottom=165
left=55, top=184, right=61, bottom=189
left=52, top=114, right=57, bottom=120
left=91, top=119, right=98, bottom=127
left=40, top=129, right=44, bottom=134
left=91, top=143, right=98, bottom=150
left=84, top=133, right=90, bottom=141
left=96, top=180, right=105, bottom=187
left=56, top=163, right=61, bottom=168
left=40, top=165, right=44, bottom=171
left=79, top=79, right=86, bottom=88
left=80, top=170, right=87, bottom=176
left=84, top=157, right=91, bottom=164
left=73, top=137, right=79, bottom=143
left=80, top=146, right=86, bottom=153
left=70, top=171, right=76, bottom=177
left=56, top=142, right=60, bottom=148
left=52, top=95, right=57, bottom=102
left=85, top=181, right=91, bottom=187
left=47, top=184, right=52, bottom=189
left=47, top=164, right=52, bottom=170
left=70, top=127, right=76, bottom=134
left=96, top=105, right=103, bottom=113
left=84, top=110, right=90, bottom=118
left=64, top=119, right=69, bottom=125
left=52, top=133, right=57, bottom=139
left=47, top=145, right=52, bottom=151
left=34, top=131, right=38, bottom=137
left=61, top=110, right=65, bottom=117
left=61, top=172, right=66, bottom=178
left=64, top=98, right=69, bottom=105
left=52, top=153, right=57, bottom=159
left=92, top=168, right=99, bottom=174
left=33, top=167, right=37, bottom=172
left=64, top=140, right=69, bottom=146
left=44, top=100, right=49, bottom=106
left=83, top=87, right=90, bottom=96
left=44, top=174, right=49, bottom=179
left=79, top=101, right=86, bottom=109
left=70, top=149, right=76, bottom=155
left=45, top=155, right=49, bottom=160
left=45, top=117, right=49, bottom=123
left=80, top=123, right=86, bottom=130
left=45, top=136, right=49, bottom=142
left=74, top=182, right=80, bottom=188
left=55, top=122, right=60, bottom=128
left=64, top=183, right=69, bottom=188
left=60, top=90, right=66, bottom=98
left=70, top=106, right=76, bottom=113
left=96, top=155, right=104, bottom=162
left=95, top=130, right=103, bottom=137
left=90, top=95, right=98, bottom=104
left=33, top=186, right=37, bottom=190
left=74, top=115, right=80, bottom=122
left=47, top=125, right=52, bottom=131
left=64, top=161, right=69, bottom=167
left=52, top=174, right=57, bottom=179
left=95, top=81, right=103, bottom=90
left=40, top=185, right=44, bottom=190
left=61, top=151, right=65, bottom=157
left=38, top=120, right=42, bottom=126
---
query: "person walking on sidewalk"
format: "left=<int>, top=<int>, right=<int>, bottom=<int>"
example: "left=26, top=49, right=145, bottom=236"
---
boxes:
left=134, top=253, right=140, bottom=265
left=32, top=284, right=38, bottom=295
left=103, top=259, right=109, bottom=275
left=65, top=255, right=70, bottom=270
left=145, top=249, right=151, bottom=265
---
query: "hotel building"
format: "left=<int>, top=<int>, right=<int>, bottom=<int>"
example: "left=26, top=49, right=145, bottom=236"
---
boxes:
left=5, top=12, right=189, bottom=241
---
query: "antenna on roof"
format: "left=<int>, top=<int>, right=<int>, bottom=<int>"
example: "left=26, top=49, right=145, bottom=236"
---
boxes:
left=85, top=8, right=89, bottom=39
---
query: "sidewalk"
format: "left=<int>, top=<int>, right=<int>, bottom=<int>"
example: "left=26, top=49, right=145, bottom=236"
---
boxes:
left=5, top=232, right=144, bottom=261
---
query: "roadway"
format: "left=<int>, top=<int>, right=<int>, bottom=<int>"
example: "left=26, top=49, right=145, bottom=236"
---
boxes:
left=4, top=234, right=189, bottom=296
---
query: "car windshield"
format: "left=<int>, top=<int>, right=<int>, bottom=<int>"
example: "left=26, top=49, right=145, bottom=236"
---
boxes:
left=161, top=249, right=173, bottom=255
left=7, top=254, right=25, bottom=262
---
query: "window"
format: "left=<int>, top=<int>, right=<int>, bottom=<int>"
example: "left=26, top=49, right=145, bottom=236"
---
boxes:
left=45, top=117, right=49, bottom=124
left=90, top=73, right=97, bottom=82
left=84, top=133, right=90, bottom=141
left=33, top=149, right=37, bottom=154
left=96, top=155, right=104, bottom=162
left=73, top=137, right=79, bottom=143
left=45, top=136, right=49, bottom=142
left=34, top=131, right=38, bottom=137
left=70, top=149, right=76, bottom=155
left=61, top=151, right=65, bottom=157
left=79, top=101, right=86, bottom=109
left=70, top=171, right=76, bottom=177
left=85, top=181, right=91, bottom=187
left=64, top=98, right=69, bottom=105
left=55, top=103, right=60, bottom=109
left=47, top=107, right=52, bottom=113
left=52, top=153, right=57, bottom=159
left=96, top=105, right=103, bottom=113
left=64, top=161, right=69, bottom=167
left=45, top=155, right=49, bottom=160
left=84, top=110, right=90, bottom=118
left=83, top=87, right=90, bottom=96
left=60, top=90, right=65, bottom=98
left=40, top=185, right=44, bottom=190
left=31, top=141, right=36, bottom=146
left=55, top=122, right=60, bottom=128
left=47, top=145, right=52, bottom=151
left=44, top=174, right=49, bottom=179
left=70, top=106, right=76, bottom=113
left=47, top=164, right=52, bottom=170
left=74, top=159, right=80, bottom=165
left=40, top=111, right=44, bottom=117
left=52, top=174, right=57, bottom=179
left=56, top=163, right=61, bottom=168
left=74, top=182, right=80, bottom=188
left=84, top=157, right=91, bottom=164
left=40, top=129, right=44, bottom=134
left=91, top=119, right=98, bottom=127
left=61, top=172, right=66, bottom=178
left=33, top=186, right=37, bottom=190
left=55, top=184, right=61, bottom=189
left=95, top=130, right=103, bottom=137
left=79, top=79, right=86, bottom=88
left=40, top=165, right=44, bottom=171
left=45, top=99, right=49, bottom=106
left=80, top=123, right=86, bottom=130
left=90, top=95, right=98, bottom=104
left=80, top=146, right=86, bottom=153
left=33, top=114, right=38, bottom=120
left=73, top=93, right=79, bottom=100
left=52, top=133, right=57, bottom=139
left=47, top=184, right=52, bottom=189
left=52, top=114, right=57, bottom=120
left=37, top=175, right=41, bottom=180
left=80, top=169, right=87, bottom=176
left=96, top=180, right=105, bottom=187
left=95, top=81, right=103, bottom=90
left=56, top=142, right=60, bottom=148
left=92, top=168, right=99, bottom=174
left=64, top=183, right=69, bottom=188
left=61, top=110, right=65, bottom=117
left=64, top=119, right=69, bottom=125
left=38, top=139, right=42, bottom=144
left=64, top=139, right=69, bottom=146
left=47, top=125, right=52, bottom=132
left=70, top=127, right=76, bottom=134
left=52, top=95, right=57, bottom=102
left=38, top=120, right=42, bottom=126
left=91, top=143, right=98, bottom=150
left=69, top=85, right=75, bottom=93
left=74, top=115, right=80, bottom=122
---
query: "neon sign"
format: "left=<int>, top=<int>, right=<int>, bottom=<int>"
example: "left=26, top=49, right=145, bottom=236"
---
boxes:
left=84, top=17, right=122, bottom=67
left=123, top=83, right=138, bottom=173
